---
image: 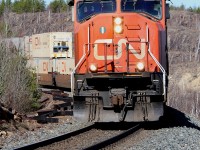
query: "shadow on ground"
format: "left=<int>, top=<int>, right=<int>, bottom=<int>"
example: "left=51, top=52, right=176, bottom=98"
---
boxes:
left=144, top=106, right=200, bottom=130
left=93, top=106, right=200, bottom=131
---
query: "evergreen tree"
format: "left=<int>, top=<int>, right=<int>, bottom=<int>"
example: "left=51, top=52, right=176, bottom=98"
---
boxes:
left=180, top=4, right=185, bottom=10
left=12, top=0, right=25, bottom=13
left=0, top=0, right=5, bottom=15
left=12, top=0, right=45, bottom=13
left=195, top=7, right=200, bottom=13
left=49, top=0, right=67, bottom=13
left=5, top=0, right=12, bottom=11
left=33, top=0, right=45, bottom=12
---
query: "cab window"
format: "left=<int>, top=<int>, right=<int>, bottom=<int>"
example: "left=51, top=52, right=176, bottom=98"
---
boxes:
left=77, top=0, right=116, bottom=22
left=121, top=0, right=162, bottom=19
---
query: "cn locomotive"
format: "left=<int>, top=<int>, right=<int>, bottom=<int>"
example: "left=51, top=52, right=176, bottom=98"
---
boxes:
left=70, top=0, right=170, bottom=122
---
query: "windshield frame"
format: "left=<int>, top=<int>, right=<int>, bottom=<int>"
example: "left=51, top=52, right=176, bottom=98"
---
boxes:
left=121, top=0, right=163, bottom=20
left=76, top=0, right=117, bottom=23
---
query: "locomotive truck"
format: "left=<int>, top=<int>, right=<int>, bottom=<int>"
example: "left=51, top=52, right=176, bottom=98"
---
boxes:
left=69, top=0, right=170, bottom=122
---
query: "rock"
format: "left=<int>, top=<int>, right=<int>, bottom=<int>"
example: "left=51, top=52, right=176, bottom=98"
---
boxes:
left=0, top=131, right=7, bottom=138
left=38, top=96, right=49, bottom=103
left=0, top=105, right=14, bottom=121
left=14, top=114, right=22, bottom=122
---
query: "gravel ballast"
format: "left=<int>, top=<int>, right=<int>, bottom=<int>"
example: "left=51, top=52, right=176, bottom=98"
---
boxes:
left=129, top=127, right=200, bottom=150
left=127, top=108, right=200, bottom=150
left=1, top=107, right=200, bottom=150
left=1, top=119, right=91, bottom=150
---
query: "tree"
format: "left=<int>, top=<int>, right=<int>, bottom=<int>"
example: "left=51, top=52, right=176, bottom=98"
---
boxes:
left=49, top=0, right=67, bottom=13
left=180, top=4, right=185, bottom=10
left=33, top=0, right=45, bottom=12
left=12, top=0, right=45, bottom=13
left=187, top=6, right=200, bottom=14
left=5, top=0, right=12, bottom=10
left=12, top=0, right=26, bottom=13
left=0, top=0, right=5, bottom=15
left=0, top=40, right=40, bottom=112
left=170, top=4, right=185, bottom=11
left=195, top=7, right=200, bottom=13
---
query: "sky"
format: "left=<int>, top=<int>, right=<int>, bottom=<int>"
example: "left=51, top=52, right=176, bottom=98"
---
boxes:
left=45, top=0, right=200, bottom=8
left=171, top=0, right=200, bottom=8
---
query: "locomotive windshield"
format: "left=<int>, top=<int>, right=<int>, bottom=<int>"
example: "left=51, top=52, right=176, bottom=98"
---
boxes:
left=121, top=0, right=162, bottom=19
left=77, top=0, right=116, bottom=22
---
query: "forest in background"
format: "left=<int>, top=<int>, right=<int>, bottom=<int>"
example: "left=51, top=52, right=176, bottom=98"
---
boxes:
left=0, top=0, right=70, bottom=15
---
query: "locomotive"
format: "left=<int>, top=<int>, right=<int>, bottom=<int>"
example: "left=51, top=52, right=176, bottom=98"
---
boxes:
left=70, top=0, right=170, bottom=122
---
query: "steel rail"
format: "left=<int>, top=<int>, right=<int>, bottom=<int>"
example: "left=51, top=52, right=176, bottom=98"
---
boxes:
left=83, top=123, right=142, bottom=150
left=15, top=124, right=95, bottom=150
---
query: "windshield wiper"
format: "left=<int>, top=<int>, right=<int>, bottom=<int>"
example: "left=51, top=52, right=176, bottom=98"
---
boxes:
left=81, top=13, right=96, bottom=22
left=138, top=11, right=159, bottom=21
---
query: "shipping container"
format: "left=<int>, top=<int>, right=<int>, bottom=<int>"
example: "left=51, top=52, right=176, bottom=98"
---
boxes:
left=28, top=32, right=73, bottom=58
left=26, top=32, right=74, bottom=88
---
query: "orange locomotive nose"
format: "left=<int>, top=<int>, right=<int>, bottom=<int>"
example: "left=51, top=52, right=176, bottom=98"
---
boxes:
left=76, top=13, right=160, bottom=74
left=72, top=0, right=169, bottom=122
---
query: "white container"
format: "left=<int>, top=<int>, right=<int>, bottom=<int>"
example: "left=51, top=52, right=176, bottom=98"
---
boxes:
left=28, top=32, right=73, bottom=58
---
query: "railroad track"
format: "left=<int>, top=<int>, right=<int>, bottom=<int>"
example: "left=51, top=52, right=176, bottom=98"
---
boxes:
left=14, top=124, right=95, bottom=150
left=84, top=123, right=142, bottom=150
left=15, top=123, right=142, bottom=150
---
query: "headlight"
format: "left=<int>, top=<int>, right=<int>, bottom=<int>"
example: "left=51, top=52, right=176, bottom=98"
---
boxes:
left=114, top=25, right=123, bottom=34
left=136, top=62, right=145, bottom=71
left=89, top=64, right=98, bottom=72
left=114, top=17, right=122, bottom=25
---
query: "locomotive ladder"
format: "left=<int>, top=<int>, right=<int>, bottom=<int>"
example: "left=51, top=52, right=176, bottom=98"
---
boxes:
left=125, top=23, right=149, bottom=73
left=125, top=24, right=167, bottom=98
left=125, top=40, right=147, bottom=73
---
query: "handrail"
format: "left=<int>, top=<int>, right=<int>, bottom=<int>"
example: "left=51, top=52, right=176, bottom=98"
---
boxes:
left=146, top=25, right=166, bottom=96
left=71, top=26, right=91, bottom=95
left=148, top=45, right=166, bottom=96
left=71, top=46, right=87, bottom=95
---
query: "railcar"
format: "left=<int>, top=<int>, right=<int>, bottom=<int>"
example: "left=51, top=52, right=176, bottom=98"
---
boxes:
left=70, top=0, right=170, bottom=122
left=7, top=32, right=74, bottom=88
left=26, top=32, right=74, bottom=88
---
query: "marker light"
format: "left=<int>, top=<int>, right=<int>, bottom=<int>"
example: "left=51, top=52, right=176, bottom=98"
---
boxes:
left=114, top=17, right=122, bottom=25
left=136, top=62, right=145, bottom=71
left=89, top=63, right=98, bottom=72
left=114, top=25, right=123, bottom=34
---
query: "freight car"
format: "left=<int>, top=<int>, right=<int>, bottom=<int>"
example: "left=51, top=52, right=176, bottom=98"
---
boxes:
left=7, top=32, right=74, bottom=88
left=70, top=0, right=170, bottom=122
left=26, top=32, right=74, bottom=88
